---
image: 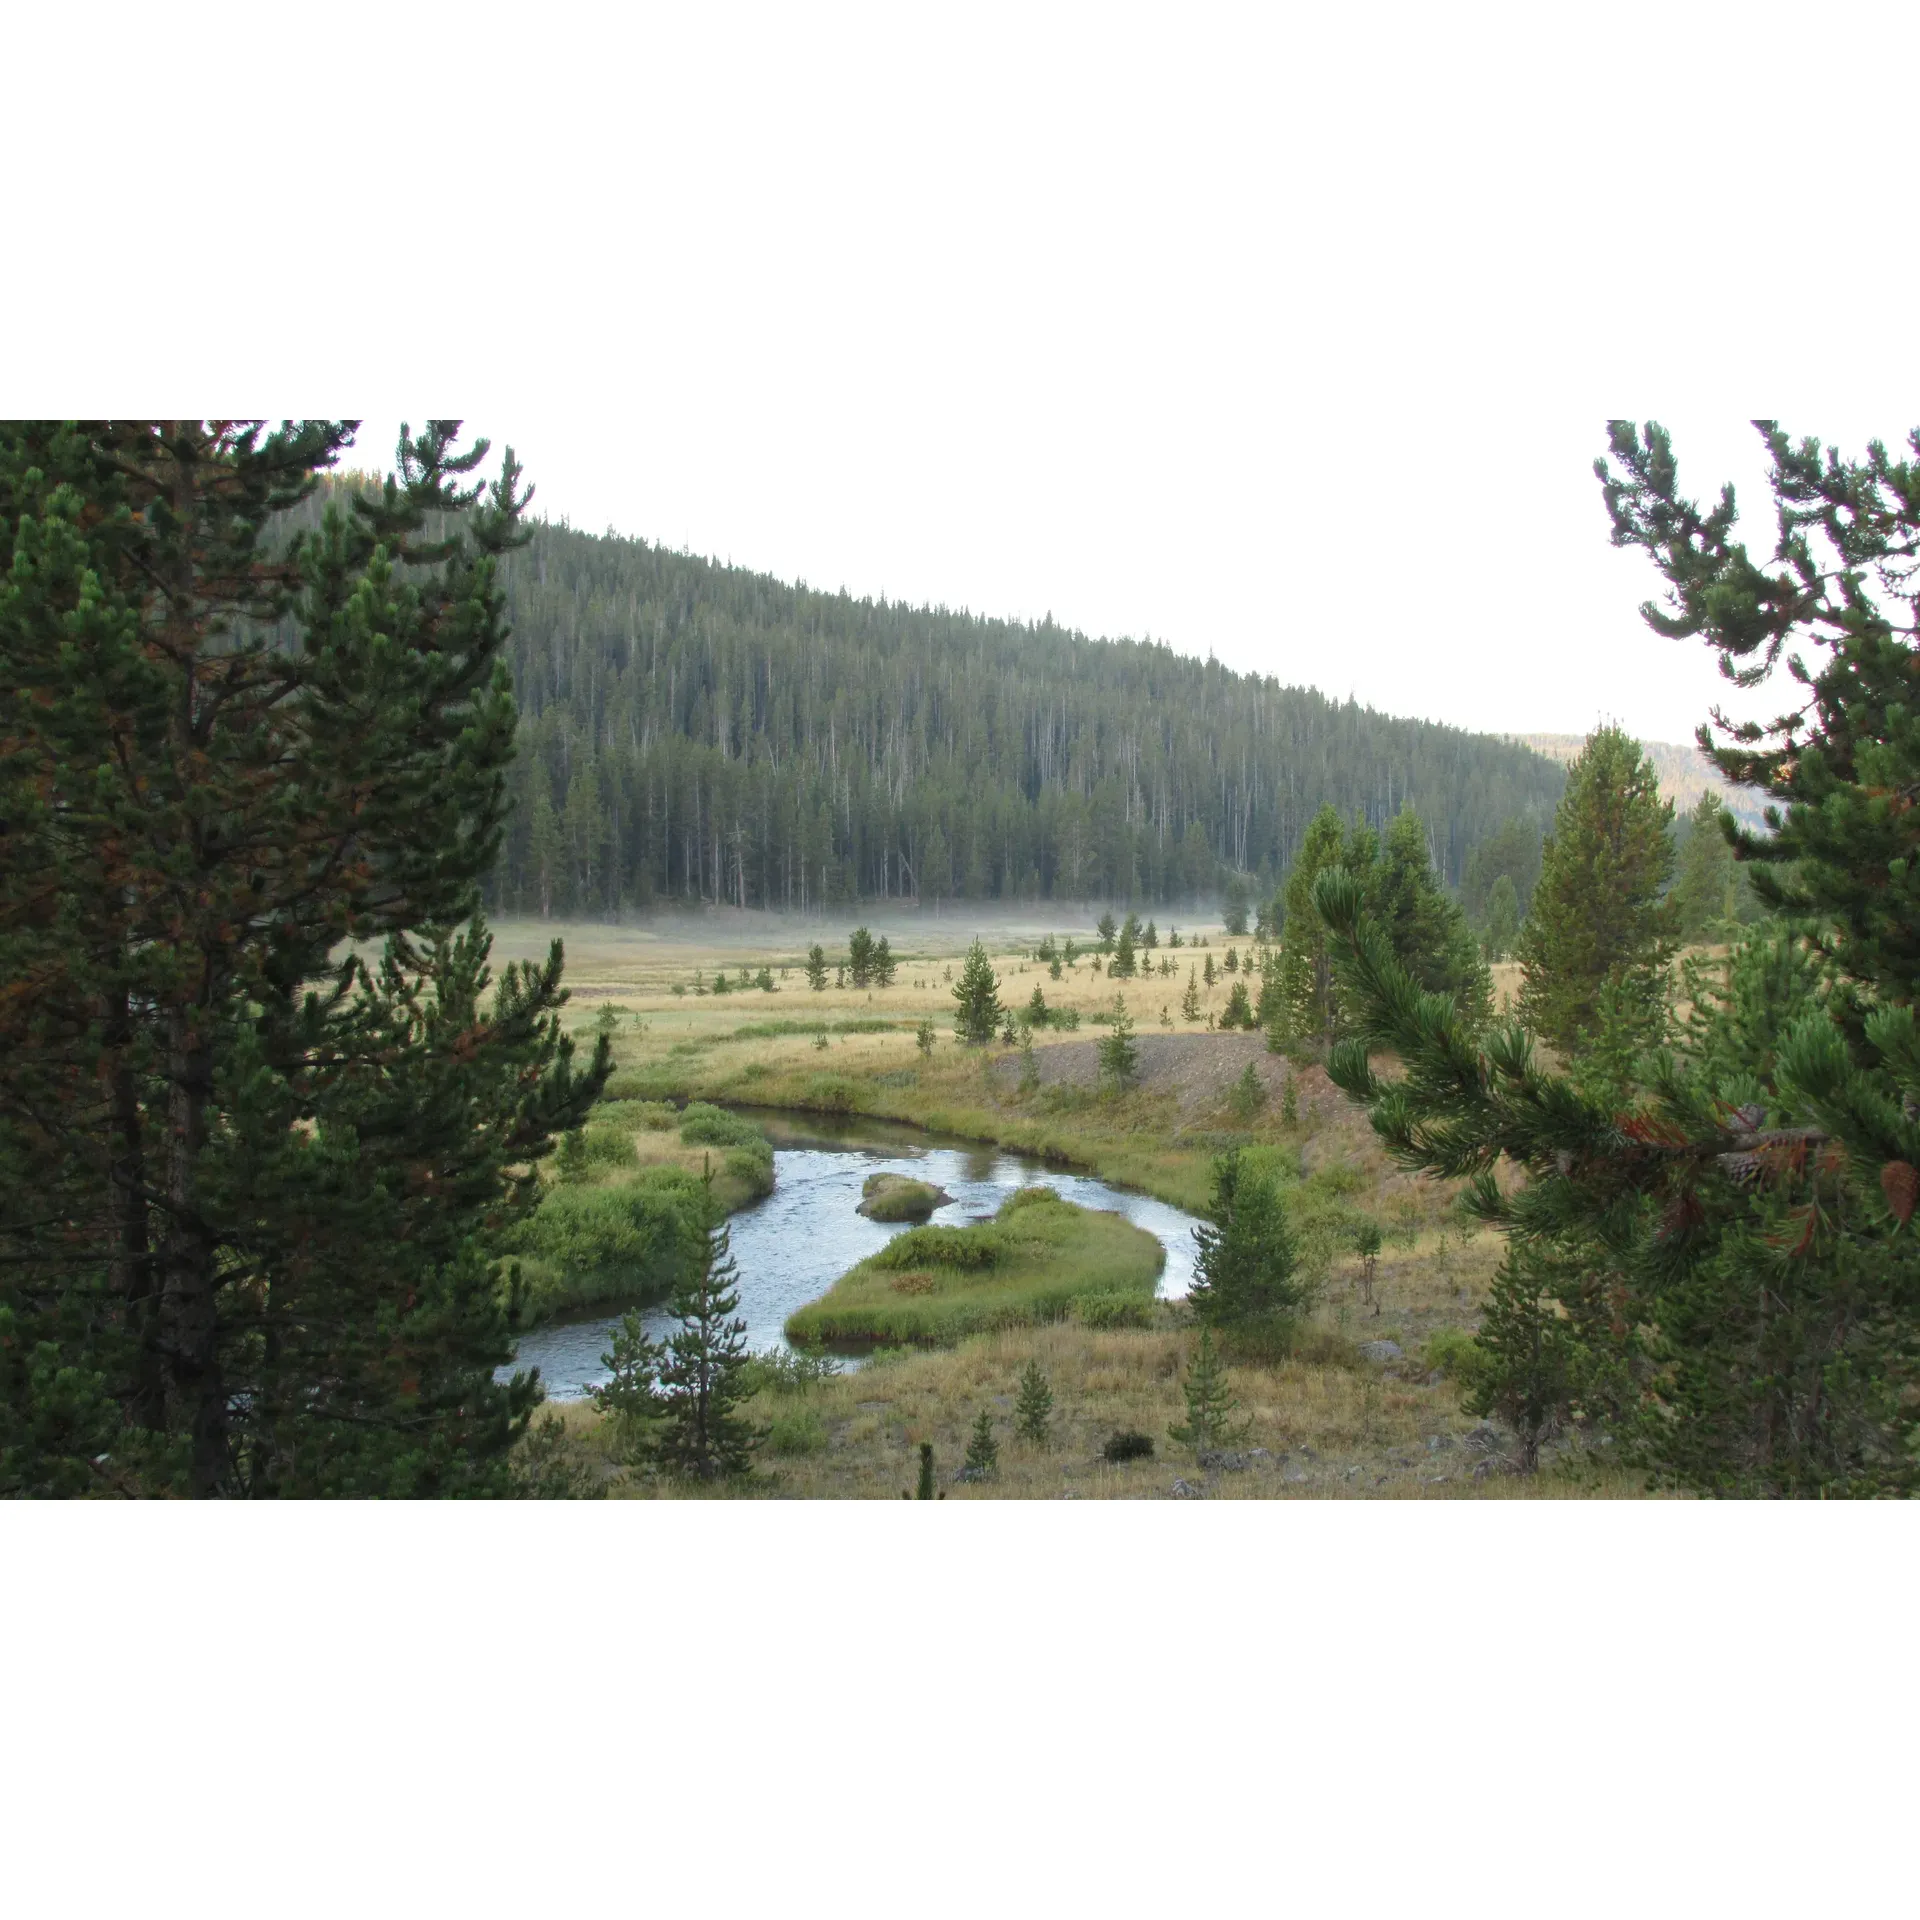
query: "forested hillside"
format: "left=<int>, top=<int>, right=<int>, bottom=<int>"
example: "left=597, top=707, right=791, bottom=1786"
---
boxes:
left=305, top=480, right=1566, bottom=915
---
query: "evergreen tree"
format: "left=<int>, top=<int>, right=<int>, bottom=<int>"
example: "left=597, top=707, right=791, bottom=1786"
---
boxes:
left=1182, top=968, right=1203, bottom=1022
left=1097, top=911, right=1117, bottom=951
left=1222, top=874, right=1252, bottom=936
left=1143, top=919, right=1159, bottom=950
left=1370, top=806, right=1494, bottom=1028
left=1015, top=1360, right=1053, bottom=1445
left=1461, top=815, right=1544, bottom=928
left=964, top=1408, right=999, bottom=1475
left=0, top=421, right=607, bottom=1497
left=1670, top=791, right=1752, bottom=941
left=1168, top=1329, right=1249, bottom=1452
left=1481, top=874, right=1521, bottom=961
left=916, top=1440, right=936, bottom=1498
left=916, top=1016, right=937, bottom=1058
left=590, top=1311, right=664, bottom=1463
left=655, top=1198, right=759, bottom=1479
left=1277, top=805, right=1350, bottom=1048
left=1027, top=986, right=1050, bottom=1026
left=1515, top=726, right=1676, bottom=1054
left=951, top=939, right=1003, bottom=1044
left=1187, top=1150, right=1305, bottom=1330
left=847, top=925, right=877, bottom=987
left=874, top=935, right=897, bottom=986
left=1098, top=997, right=1139, bottom=1089
left=1221, top=981, right=1254, bottom=1029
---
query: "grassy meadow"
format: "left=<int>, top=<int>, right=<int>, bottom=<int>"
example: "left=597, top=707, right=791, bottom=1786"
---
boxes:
left=499, top=911, right=1658, bottom=1498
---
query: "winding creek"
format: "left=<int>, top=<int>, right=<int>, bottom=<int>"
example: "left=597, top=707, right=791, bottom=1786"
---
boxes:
left=505, top=1109, right=1205, bottom=1400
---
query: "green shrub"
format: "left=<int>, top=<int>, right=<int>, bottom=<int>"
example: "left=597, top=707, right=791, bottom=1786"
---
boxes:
left=804, top=1073, right=859, bottom=1113
left=510, top=1172, right=710, bottom=1324
left=582, top=1124, right=637, bottom=1167
left=998, top=1184, right=1064, bottom=1215
left=1425, top=1326, right=1486, bottom=1386
left=871, top=1225, right=1003, bottom=1271
left=678, top=1102, right=766, bottom=1150
left=1102, top=1429, right=1155, bottom=1462
left=764, top=1407, right=827, bottom=1456
left=1071, top=1290, right=1154, bottom=1329
left=741, top=1347, right=840, bottom=1395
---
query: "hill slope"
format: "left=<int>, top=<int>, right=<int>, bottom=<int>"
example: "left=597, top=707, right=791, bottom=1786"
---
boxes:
left=475, top=517, right=1565, bottom=915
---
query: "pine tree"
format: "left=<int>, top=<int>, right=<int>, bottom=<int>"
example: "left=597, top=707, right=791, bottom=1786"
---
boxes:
left=1276, top=805, right=1349, bottom=1049
left=1027, top=986, right=1050, bottom=1027
left=805, top=944, right=828, bottom=990
left=952, top=938, right=1003, bottom=1044
left=1168, top=1329, right=1249, bottom=1453
left=1112, top=918, right=1137, bottom=978
left=1670, top=792, right=1751, bottom=941
left=916, top=1440, right=936, bottom=1498
left=874, top=935, right=897, bottom=986
left=1370, top=806, right=1494, bottom=1028
left=848, top=925, right=876, bottom=987
left=1187, top=1150, right=1305, bottom=1330
left=1097, top=911, right=1117, bottom=951
left=1515, top=726, right=1676, bottom=1054
left=0, top=421, right=607, bottom=1497
left=1098, top=997, right=1139, bottom=1089
left=655, top=1199, right=760, bottom=1480
left=1222, top=874, right=1252, bottom=936
left=590, top=1311, right=664, bottom=1462
left=1181, top=968, right=1203, bottom=1021
left=916, top=1016, right=936, bottom=1058
left=1144, top=920, right=1159, bottom=950
left=1481, top=874, right=1521, bottom=962
left=1221, top=981, right=1254, bottom=1029
left=964, top=1407, right=999, bottom=1474
left=1015, top=1360, right=1054, bottom=1444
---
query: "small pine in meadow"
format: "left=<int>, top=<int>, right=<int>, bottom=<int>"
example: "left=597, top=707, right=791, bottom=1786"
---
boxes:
left=964, top=1408, right=999, bottom=1475
left=917, top=1441, right=935, bottom=1499
left=1014, top=1360, right=1054, bottom=1445
left=1181, top=968, right=1203, bottom=1021
left=1169, top=1328, right=1250, bottom=1454
left=1280, top=1073, right=1299, bottom=1127
left=1203, top=953, right=1216, bottom=987
left=805, top=945, right=827, bottom=989
left=1018, top=1028, right=1039, bottom=1092
left=915, top=1016, right=936, bottom=1058
left=1098, top=996, right=1138, bottom=1090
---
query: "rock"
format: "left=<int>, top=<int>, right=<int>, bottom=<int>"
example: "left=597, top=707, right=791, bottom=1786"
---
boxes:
left=856, top=1172, right=953, bottom=1222
left=1464, top=1423, right=1506, bottom=1455
left=1198, top=1449, right=1250, bottom=1471
left=951, top=1466, right=989, bottom=1484
left=1283, top=1466, right=1309, bottom=1484
left=1426, top=1433, right=1455, bottom=1452
left=1357, top=1339, right=1404, bottom=1363
left=1247, top=1447, right=1273, bottom=1462
left=1169, top=1478, right=1204, bottom=1499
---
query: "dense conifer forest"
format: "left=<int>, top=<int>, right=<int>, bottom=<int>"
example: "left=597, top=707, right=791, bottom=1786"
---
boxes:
left=297, top=484, right=1562, bottom=916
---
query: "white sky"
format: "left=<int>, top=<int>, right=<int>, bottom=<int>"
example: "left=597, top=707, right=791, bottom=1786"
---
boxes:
left=12, top=1, right=1917, bottom=744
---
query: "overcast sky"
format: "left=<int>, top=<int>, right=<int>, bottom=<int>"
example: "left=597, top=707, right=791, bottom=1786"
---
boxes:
left=14, top=2, right=1916, bottom=745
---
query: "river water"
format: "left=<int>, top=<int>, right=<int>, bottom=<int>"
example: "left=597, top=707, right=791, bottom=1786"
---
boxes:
left=505, top=1109, right=1204, bottom=1400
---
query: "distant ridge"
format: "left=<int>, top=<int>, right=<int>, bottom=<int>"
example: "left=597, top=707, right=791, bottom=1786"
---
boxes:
left=1510, top=733, right=1769, bottom=832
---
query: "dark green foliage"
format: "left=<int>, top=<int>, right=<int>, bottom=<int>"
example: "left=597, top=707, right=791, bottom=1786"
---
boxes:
left=1097, top=911, right=1118, bottom=951
left=0, top=421, right=608, bottom=1497
left=873, top=936, right=897, bottom=986
left=916, top=1016, right=936, bottom=1058
left=1222, top=874, right=1252, bottom=936
left=1112, top=917, right=1138, bottom=978
left=952, top=939, right=1003, bottom=1045
left=1221, top=981, right=1255, bottom=1029
left=590, top=1310, right=665, bottom=1461
left=1182, top=969, right=1203, bottom=1022
left=964, top=1408, right=999, bottom=1475
left=1187, top=1150, right=1307, bottom=1331
left=1461, top=815, right=1544, bottom=929
left=871, top=1225, right=1003, bottom=1271
left=1314, top=863, right=1918, bottom=1495
left=677, top=1102, right=766, bottom=1150
left=1278, top=806, right=1356, bottom=1047
left=1227, top=1063, right=1267, bottom=1122
left=1014, top=1360, right=1054, bottom=1444
left=847, top=926, right=878, bottom=986
left=1098, top=998, right=1139, bottom=1089
left=1026, top=986, right=1050, bottom=1026
left=916, top=1440, right=936, bottom=1498
left=1102, top=1429, right=1154, bottom=1462
left=1515, top=726, right=1676, bottom=1054
left=1354, top=1218, right=1382, bottom=1311
left=1481, top=874, right=1521, bottom=961
left=1070, top=1290, right=1155, bottom=1328
left=1371, top=807, right=1494, bottom=1029
left=1169, top=1329, right=1250, bottom=1452
left=805, top=945, right=828, bottom=990
left=655, top=1210, right=760, bottom=1479
left=513, top=1169, right=711, bottom=1323
left=1669, top=792, right=1757, bottom=941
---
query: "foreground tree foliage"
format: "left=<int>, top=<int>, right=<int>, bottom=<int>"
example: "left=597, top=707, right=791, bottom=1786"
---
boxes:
left=0, top=421, right=606, bottom=1496
left=1311, top=418, right=1920, bottom=1497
